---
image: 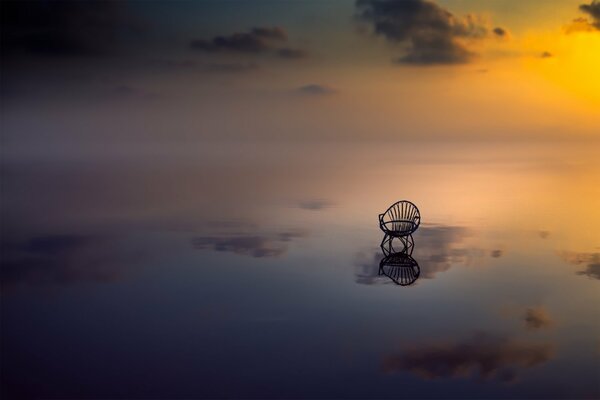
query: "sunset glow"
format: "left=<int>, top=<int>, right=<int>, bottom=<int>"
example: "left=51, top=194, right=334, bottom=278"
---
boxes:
left=2, top=1, right=599, bottom=399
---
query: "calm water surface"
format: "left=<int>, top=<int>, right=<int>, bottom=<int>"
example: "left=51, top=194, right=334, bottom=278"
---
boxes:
left=2, top=141, right=599, bottom=399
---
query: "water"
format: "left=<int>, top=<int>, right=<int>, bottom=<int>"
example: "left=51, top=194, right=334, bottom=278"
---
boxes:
left=2, top=140, right=599, bottom=399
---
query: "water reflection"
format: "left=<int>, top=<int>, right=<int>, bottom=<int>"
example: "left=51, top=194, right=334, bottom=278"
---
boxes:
left=382, top=332, right=555, bottom=383
left=557, top=251, right=600, bottom=280
left=192, top=229, right=308, bottom=258
left=523, top=307, right=554, bottom=330
left=0, top=234, right=140, bottom=292
left=1, top=141, right=599, bottom=399
left=356, top=224, right=480, bottom=284
left=380, top=234, right=414, bottom=256
left=376, top=201, right=421, bottom=285
left=297, top=199, right=334, bottom=211
left=379, top=252, right=420, bottom=286
left=413, top=225, right=477, bottom=278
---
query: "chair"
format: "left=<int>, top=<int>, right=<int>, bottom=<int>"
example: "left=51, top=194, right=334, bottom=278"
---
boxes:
left=379, top=200, right=420, bottom=254
left=378, top=200, right=420, bottom=237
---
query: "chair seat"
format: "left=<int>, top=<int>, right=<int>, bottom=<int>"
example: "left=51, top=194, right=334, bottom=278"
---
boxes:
left=380, top=220, right=416, bottom=236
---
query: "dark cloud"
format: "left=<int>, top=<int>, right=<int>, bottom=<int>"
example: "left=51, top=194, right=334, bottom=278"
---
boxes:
left=1, top=234, right=140, bottom=292
left=297, top=199, right=334, bottom=210
left=566, top=1, right=600, bottom=32
left=190, top=27, right=286, bottom=53
left=147, top=59, right=258, bottom=73
left=277, top=47, right=309, bottom=59
left=297, top=84, right=337, bottom=95
left=557, top=252, right=600, bottom=280
left=565, top=17, right=597, bottom=33
left=540, top=51, right=553, bottom=58
left=203, top=62, right=259, bottom=73
left=112, top=85, right=159, bottom=99
left=1, top=1, right=139, bottom=59
left=192, top=230, right=307, bottom=258
left=490, top=249, right=503, bottom=258
left=148, top=58, right=198, bottom=69
left=356, top=0, right=502, bottom=65
left=577, top=262, right=600, bottom=279
left=382, top=332, right=555, bottom=383
left=493, top=27, right=507, bottom=37
left=538, top=230, right=551, bottom=238
left=580, top=0, right=600, bottom=29
left=250, top=27, right=287, bottom=40
left=524, top=307, right=553, bottom=330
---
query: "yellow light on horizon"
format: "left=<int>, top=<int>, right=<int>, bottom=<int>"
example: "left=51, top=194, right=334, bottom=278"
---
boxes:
left=522, top=30, right=600, bottom=107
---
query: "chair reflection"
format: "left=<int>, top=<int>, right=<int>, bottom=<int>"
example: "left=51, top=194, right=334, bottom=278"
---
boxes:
left=377, top=201, right=421, bottom=286
left=380, top=234, right=414, bottom=256
left=379, top=252, right=420, bottom=286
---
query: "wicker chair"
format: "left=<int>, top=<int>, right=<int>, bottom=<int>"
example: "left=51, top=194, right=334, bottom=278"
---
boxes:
left=379, top=252, right=420, bottom=286
left=379, top=200, right=420, bottom=254
left=378, top=200, right=420, bottom=237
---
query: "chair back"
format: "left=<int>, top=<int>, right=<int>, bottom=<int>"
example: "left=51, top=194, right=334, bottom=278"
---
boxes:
left=380, top=200, right=420, bottom=229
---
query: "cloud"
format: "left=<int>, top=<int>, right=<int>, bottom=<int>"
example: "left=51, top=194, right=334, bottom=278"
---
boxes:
left=1, top=1, right=139, bottom=58
left=190, top=27, right=287, bottom=53
left=250, top=27, right=287, bottom=40
left=296, top=84, right=337, bottom=95
left=148, top=58, right=198, bottom=69
left=580, top=0, right=600, bottom=29
left=276, top=47, right=309, bottom=59
left=557, top=251, right=600, bottom=280
left=565, top=17, right=597, bottom=33
left=356, top=0, right=504, bottom=65
left=578, top=263, right=600, bottom=279
left=566, top=2, right=600, bottom=32
left=192, top=230, right=307, bottom=258
left=148, top=59, right=259, bottom=73
left=203, top=62, right=259, bottom=73
left=538, top=230, right=550, bottom=238
left=490, top=249, right=503, bottom=258
left=493, top=27, right=507, bottom=37
left=297, top=199, right=334, bottom=210
left=540, top=51, right=553, bottom=58
left=112, top=85, right=159, bottom=99
left=524, top=307, right=553, bottom=330
left=190, top=27, right=308, bottom=61
left=382, top=332, right=555, bottom=383
left=1, top=234, right=140, bottom=291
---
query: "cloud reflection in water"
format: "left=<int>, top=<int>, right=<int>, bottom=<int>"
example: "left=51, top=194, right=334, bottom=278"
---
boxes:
left=192, top=229, right=308, bottom=258
left=1, top=234, right=141, bottom=291
left=382, top=332, right=555, bottom=383
left=557, top=251, right=600, bottom=280
left=356, top=224, right=483, bottom=284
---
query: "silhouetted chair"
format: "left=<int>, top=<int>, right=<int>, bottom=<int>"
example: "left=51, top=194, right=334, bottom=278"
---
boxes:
left=378, top=200, right=420, bottom=237
left=379, top=252, right=420, bottom=286
left=379, top=200, right=420, bottom=254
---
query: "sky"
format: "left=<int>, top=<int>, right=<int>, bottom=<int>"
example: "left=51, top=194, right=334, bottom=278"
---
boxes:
left=1, top=0, right=600, bottom=155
